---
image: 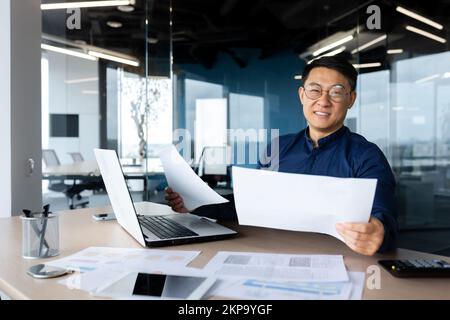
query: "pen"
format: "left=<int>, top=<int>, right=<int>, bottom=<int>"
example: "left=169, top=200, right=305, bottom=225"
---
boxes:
left=38, top=204, right=50, bottom=257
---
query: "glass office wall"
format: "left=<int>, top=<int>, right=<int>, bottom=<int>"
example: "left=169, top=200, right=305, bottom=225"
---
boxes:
left=350, top=4, right=450, bottom=232
left=171, top=0, right=450, bottom=236
left=40, top=0, right=450, bottom=249
left=173, top=51, right=303, bottom=171
left=41, top=0, right=172, bottom=210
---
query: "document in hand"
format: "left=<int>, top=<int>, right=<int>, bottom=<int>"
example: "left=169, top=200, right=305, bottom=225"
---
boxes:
left=159, top=145, right=229, bottom=211
left=232, top=167, right=377, bottom=242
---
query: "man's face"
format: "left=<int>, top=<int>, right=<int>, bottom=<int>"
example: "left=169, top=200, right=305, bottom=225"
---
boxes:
left=299, top=67, right=356, bottom=136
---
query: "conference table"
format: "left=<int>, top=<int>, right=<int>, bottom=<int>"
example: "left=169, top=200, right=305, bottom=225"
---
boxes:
left=1, top=204, right=450, bottom=300
left=42, top=159, right=165, bottom=200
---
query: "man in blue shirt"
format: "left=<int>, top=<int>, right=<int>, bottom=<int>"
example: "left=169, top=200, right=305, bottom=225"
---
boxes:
left=166, top=56, right=397, bottom=256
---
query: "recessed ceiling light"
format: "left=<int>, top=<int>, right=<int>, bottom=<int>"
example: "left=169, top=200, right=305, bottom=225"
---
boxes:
left=88, top=50, right=139, bottom=67
left=351, top=34, right=387, bottom=54
left=147, top=37, right=159, bottom=44
left=41, top=44, right=98, bottom=61
left=82, top=90, right=99, bottom=95
left=406, top=25, right=446, bottom=43
left=352, top=62, right=382, bottom=69
left=396, top=6, right=443, bottom=30
left=308, top=46, right=346, bottom=64
left=117, top=5, right=135, bottom=12
left=312, top=35, right=353, bottom=57
left=387, top=49, right=403, bottom=54
left=65, top=77, right=99, bottom=84
left=107, top=21, right=123, bottom=28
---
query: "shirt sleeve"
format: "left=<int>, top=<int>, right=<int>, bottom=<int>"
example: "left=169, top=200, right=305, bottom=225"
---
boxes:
left=355, top=145, right=398, bottom=253
left=190, top=193, right=238, bottom=221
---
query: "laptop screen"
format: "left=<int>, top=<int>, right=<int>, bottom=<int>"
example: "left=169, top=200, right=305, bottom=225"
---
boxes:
left=94, top=149, right=146, bottom=246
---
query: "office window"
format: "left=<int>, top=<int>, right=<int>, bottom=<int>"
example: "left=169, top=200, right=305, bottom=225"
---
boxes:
left=118, top=71, right=173, bottom=159
left=353, top=70, right=390, bottom=156
left=229, top=93, right=265, bottom=140
left=50, top=114, right=79, bottom=138
left=194, top=98, right=228, bottom=163
left=170, top=1, right=450, bottom=255
left=183, top=79, right=225, bottom=161
left=41, top=1, right=172, bottom=208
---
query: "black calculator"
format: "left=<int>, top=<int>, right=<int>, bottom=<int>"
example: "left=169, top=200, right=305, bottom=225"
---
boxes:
left=378, top=259, right=450, bottom=278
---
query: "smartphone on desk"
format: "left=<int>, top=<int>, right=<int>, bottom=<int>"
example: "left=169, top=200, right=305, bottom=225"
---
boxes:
left=92, top=213, right=116, bottom=221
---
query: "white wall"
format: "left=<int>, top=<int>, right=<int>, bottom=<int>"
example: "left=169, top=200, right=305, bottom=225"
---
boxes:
left=0, top=0, right=42, bottom=217
left=46, top=52, right=99, bottom=163
left=0, top=1, right=12, bottom=217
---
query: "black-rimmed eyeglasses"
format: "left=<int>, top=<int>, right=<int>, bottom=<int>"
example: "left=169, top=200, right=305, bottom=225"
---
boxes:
left=303, top=83, right=350, bottom=103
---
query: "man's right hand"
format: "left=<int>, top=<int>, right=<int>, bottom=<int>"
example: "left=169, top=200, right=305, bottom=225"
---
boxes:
left=164, top=187, right=189, bottom=213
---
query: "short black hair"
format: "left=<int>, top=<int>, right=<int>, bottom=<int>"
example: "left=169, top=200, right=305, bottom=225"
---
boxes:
left=301, top=56, right=358, bottom=91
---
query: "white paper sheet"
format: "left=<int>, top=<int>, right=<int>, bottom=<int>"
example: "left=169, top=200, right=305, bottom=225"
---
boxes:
left=47, top=247, right=200, bottom=292
left=205, top=271, right=364, bottom=300
left=211, top=278, right=352, bottom=300
left=60, top=268, right=124, bottom=293
left=232, top=166, right=377, bottom=242
left=159, top=145, right=229, bottom=211
left=48, top=247, right=200, bottom=273
left=348, top=272, right=365, bottom=300
left=202, top=251, right=349, bottom=282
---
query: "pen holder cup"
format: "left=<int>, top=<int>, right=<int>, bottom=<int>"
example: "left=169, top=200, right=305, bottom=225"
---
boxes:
left=21, top=213, right=60, bottom=259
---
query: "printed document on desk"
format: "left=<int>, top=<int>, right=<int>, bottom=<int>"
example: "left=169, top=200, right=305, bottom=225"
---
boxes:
left=205, top=271, right=364, bottom=300
left=47, top=247, right=200, bottom=293
left=232, top=167, right=377, bottom=242
left=159, top=145, right=229, bottom=210
left=47, top=246, right=200, bottom=273
left=203, top=251, right=349, bottom=282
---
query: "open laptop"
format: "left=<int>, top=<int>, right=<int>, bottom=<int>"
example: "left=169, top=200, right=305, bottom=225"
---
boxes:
left=94, top=149, right=237, bottom=247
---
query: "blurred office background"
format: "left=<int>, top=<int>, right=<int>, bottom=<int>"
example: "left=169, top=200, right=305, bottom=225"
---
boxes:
left=39, top=0, right=450, bottom=256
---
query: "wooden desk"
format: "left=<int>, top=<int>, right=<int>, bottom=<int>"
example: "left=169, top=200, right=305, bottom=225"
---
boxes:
left=1, top=206, right=450, bottom=300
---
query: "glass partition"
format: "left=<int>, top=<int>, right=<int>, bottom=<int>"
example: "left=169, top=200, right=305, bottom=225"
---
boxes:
left=40, top=0, right=450, bottom=253
left=171, top=0, right=450, bottom=237
left=41, top=0, right=172, bottom=210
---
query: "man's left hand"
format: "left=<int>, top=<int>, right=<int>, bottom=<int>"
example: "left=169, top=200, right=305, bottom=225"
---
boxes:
left=336, top=217, right=385, bottom=256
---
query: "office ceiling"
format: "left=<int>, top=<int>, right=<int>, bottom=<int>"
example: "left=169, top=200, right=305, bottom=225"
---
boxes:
left=41, top=0, right=450, bottom=71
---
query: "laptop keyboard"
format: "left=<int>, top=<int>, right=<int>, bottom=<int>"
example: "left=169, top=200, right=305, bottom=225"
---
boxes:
left=138, top=215, right=198, bottom=239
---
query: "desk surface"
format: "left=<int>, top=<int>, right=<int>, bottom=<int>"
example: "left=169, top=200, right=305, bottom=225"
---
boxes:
left=1, top=206, right=450, bottom=300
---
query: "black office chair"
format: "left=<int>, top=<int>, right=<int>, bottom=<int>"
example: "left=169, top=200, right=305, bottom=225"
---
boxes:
left=42, top=149, right=89, bottom=209
left=68, top=151, right=106, bottom=196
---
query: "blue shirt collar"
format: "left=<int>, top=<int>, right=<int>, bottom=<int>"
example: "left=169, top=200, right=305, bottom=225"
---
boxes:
left=304, top=125, right=348, bottom=151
